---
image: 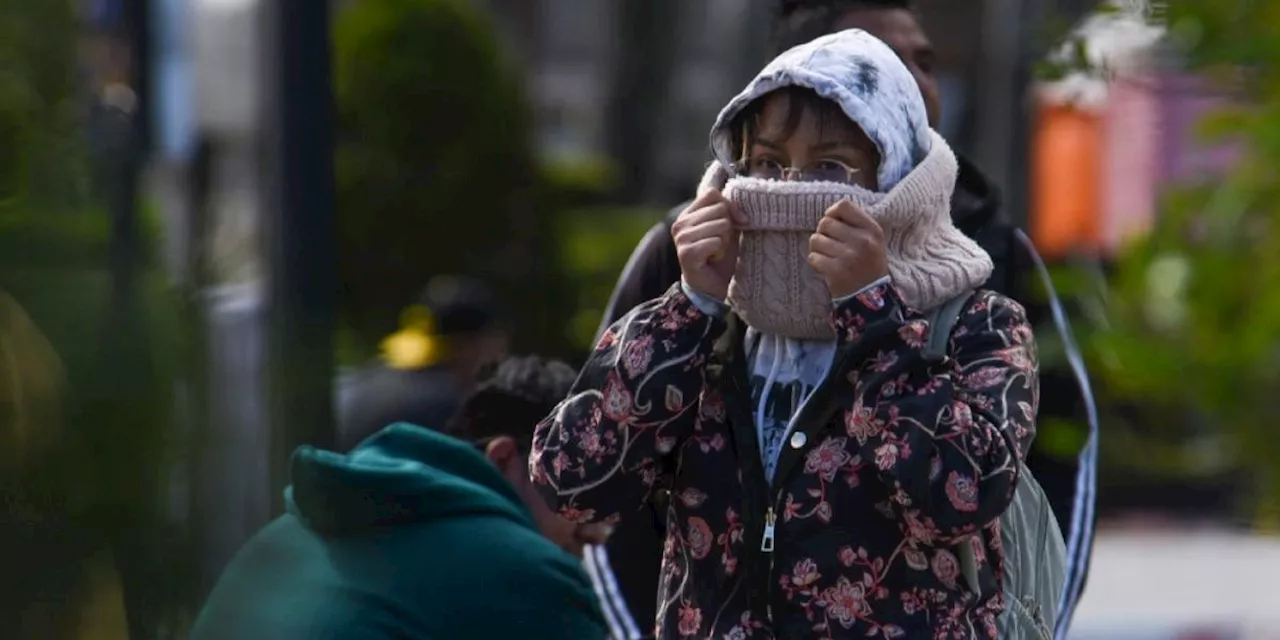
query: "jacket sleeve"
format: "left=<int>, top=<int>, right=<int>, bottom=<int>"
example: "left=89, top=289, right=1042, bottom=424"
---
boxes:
left=593, top=212, right=684, bottom=345
left=832, top=283, right=1038, bottom=544
left=532, top=282, right=724, bottom=525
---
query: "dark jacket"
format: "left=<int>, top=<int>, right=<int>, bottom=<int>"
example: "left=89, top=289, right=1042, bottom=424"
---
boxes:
left=535, top=282, right=1038, bottom=638
left=190, top=424, right=609, bottom=640
left=593, top=156, right=1097, bottom=636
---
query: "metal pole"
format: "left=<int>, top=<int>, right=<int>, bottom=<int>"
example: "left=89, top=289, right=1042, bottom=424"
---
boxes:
left=259, top=0, right=337, bottom=512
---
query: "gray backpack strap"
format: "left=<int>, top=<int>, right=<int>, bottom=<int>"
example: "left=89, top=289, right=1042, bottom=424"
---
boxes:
left=925, top=292, right=983, bottom=595
left=923, top=292, right=974, bottom=363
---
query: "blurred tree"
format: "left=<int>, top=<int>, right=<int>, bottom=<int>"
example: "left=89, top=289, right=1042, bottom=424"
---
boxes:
left=0, top=0, right=87, bottom=210
left=333, top=0, right=571, bottom=356
left=1062, top=1, right=1280, bottom=521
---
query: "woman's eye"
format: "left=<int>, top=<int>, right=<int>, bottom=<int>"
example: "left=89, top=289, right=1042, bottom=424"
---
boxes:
left=813, top=160, right=846, bottom=171
left=750, top=158, right=785, bottom=177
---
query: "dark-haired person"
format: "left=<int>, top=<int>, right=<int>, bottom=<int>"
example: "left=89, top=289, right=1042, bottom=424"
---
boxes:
left=594, top=2, right=1097, bottom=636
left=189, top=357, right=610, bottom=640
left=535, top=29, right=1046, bottom=637
left=448, top=356, right=646, bottom=640
left=336, top=275, right=508, bottom=450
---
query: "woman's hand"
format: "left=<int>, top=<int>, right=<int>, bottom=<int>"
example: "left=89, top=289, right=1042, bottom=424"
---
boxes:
left=671, top=188, right=746, bottom=302
left=808, top=200, right=890, bottom=298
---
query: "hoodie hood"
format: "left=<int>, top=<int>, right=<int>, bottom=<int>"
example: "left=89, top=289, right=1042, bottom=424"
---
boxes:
left=286, top=423, right=532, bottom=536
left=709, top=28, right=932, bottom=191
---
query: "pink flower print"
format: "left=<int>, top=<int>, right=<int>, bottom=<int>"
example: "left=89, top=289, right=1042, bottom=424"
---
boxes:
left=577, top=428, right=603, bottom=457
left=687, top=517, right=713, bottom=559
left=791, top=558, right=821, bottom=588
left=874, top=442, right=900, bottom=470
left=945, top=471, right=979, bottom=512
left=869, top=349, right=899, bottom=372
left=855, top=284, right=886, bottom=310
left=814, top=501, right=833, bottom=523
left=845, top=401, right=881, bottom=443
left=1011, top=323, right=1034, bottom=346
left=601, top=372, right=633, bottom=422
left=558, top=506, right=596, bottom=524
left=664, top=384, right=684, bottom=412
left=596, top=329, right=617, bottom=351
left=707, top=433, right=727, bottom=452
left=620, top=335, right=653, bottom=378
left=804, top=437, right=852, bottom=482
left=678, top=488, right=708, bottom=508
left=838, top=546, right=857, bottom=567
left=931, top=549, right=960, bottom=589
left=963, top=366, right=1006, bottom=389
left=953, top=400, right=977, bottom=427
left=903, top=510, right=939, bottom=545
left=819, top=576, right=872, bottom=628
left=904, top=547, right=928, bottom=570
left=699, top=392, right=725, bottom=423
left=677, top=603, right=702, bottom=637
left=998, top=345, right=1032, bottom=370
left=899, top=319, right=929, bottom=348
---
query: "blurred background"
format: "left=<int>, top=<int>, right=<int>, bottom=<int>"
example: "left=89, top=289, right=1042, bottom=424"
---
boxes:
left=3, top=0, right=1280, bottom=637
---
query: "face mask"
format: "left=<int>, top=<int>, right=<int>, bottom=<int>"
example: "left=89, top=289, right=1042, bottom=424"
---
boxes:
left=724, top=178, right=880, bottom=340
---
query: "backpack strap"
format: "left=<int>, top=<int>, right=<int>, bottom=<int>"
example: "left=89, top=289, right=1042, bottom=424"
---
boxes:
left=923, top=291, right=984, bottom=596
left=923, top=292, right=974, bottom=364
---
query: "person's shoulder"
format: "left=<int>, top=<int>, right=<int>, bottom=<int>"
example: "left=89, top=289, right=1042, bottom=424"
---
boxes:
left=431, top=518, right=609, bottom=637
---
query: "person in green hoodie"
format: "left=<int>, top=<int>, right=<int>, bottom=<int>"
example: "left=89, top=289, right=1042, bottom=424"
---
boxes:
left=189, top=358, right=609, bottom=639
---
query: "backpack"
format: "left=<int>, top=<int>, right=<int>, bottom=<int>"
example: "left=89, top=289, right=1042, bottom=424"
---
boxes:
left=924, top=293, right=1066, bottom=640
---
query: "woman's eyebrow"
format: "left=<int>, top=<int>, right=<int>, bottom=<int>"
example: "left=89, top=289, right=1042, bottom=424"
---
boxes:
left=751, top=137, right=784, bottom=150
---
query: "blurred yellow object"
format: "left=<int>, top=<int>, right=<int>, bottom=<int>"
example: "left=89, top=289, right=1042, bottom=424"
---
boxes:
left=0, top=291, right=65, bottom=468
left=380, top=304, right=443, bottom=370
left=75, top=551, right=129, bottom=640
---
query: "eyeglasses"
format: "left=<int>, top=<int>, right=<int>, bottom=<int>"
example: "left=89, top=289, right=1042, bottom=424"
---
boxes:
left=736, top=157, right=863, bottom=184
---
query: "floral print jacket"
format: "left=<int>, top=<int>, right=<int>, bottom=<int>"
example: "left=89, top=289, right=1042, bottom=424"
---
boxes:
left=530, top=282, right=1038, bottom=639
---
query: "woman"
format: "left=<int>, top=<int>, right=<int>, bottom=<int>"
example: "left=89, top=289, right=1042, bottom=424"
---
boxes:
left=531, top=29, right=1037, bottom=639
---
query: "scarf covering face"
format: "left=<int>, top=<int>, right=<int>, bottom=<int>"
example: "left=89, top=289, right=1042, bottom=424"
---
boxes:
left=702, top=132, right=993, bottom=339
left=700, top=29, right=992, bottom=338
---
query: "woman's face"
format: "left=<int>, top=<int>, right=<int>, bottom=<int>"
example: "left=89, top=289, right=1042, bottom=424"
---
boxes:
left=742, top=92, right=881, bottom=190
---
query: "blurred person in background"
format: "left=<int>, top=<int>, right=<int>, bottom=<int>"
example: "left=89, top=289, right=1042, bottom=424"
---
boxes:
left=336, top=275, right=508, bottom=450
left=189, top=356, right=610, bottom=640
left=446, top=356, right=642, bottom=639
left=595, top=0, right=1097, bottom=633
left=535, top=29, right=1041, bottom=637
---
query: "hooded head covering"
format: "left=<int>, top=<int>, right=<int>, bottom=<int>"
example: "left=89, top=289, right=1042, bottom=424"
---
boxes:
left=699, top=29, right=991, bottom=337
left=710, top=29, right=931, bottom=191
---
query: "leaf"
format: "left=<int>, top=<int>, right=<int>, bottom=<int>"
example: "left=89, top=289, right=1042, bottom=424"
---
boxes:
left=664, top=384, right=684, bottom=412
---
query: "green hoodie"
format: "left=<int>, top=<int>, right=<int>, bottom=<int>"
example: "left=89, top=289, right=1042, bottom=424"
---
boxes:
left=190, top=423, right=608, bottom=639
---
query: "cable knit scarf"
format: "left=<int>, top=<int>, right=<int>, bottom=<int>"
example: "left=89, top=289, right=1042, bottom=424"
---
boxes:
left=702, top=130, right=993, bottom=339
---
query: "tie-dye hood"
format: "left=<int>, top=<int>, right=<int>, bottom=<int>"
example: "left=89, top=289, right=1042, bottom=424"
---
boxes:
left=709, top=28, right=931, bottom=191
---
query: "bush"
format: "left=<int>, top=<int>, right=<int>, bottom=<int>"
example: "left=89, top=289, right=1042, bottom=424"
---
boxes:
left=554, top=206, right=658, bottom=358
left=334, top=0, right=561, bottom=353
left=0, top=0, right=86, bottom=210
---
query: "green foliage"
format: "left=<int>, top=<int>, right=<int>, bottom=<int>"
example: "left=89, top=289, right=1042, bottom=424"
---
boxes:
left=333, top=0, right=550, bottom=350
left=555, top=207, right=657, bottom=355
left=0, top=0, right=86, bottom=210
left=1060, top=0, right=1280, bottom=506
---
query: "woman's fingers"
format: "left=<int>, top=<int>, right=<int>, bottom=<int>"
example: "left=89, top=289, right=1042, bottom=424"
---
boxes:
left=676, top=236, right=724, bottom=267
left=807, top=232, right=848, bottom=258
left=674, top=217, right=732, bottom=246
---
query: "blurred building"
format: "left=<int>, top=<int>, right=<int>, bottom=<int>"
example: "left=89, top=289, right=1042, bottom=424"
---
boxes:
left=479, top=0, right=1100, bottom=215
left=1030, top=8, right=1242, bottom=259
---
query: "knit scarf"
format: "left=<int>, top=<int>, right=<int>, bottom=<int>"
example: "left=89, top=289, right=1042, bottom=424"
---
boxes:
left=703, top=130, right=993, bottom=339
